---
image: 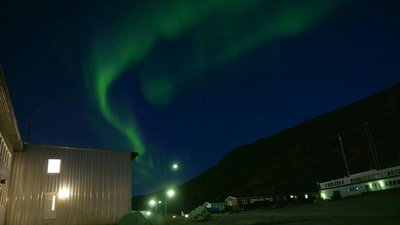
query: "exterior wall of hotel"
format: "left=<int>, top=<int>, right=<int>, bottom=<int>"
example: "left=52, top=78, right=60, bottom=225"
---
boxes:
left=6, top=144, right=132, bottom=225
left=0, top=67, right=23, bottom=225
left=0, top=131, right=13, bottom=225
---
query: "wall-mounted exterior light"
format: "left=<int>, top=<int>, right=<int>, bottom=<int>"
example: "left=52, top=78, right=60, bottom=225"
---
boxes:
left=58, top=188, right=70, bottom=199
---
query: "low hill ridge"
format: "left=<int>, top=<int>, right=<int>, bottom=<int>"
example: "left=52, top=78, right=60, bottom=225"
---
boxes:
left=134, top=83, right=400, bottom=210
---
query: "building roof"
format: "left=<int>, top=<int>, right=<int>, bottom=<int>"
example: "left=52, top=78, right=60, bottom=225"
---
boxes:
left=318, top=164, right=400, bottom=185
left=0, top=66, right=23, bottom=152
left=225, top=196, right=237, bottom=201
left=24, top=143, right=139, bottom=158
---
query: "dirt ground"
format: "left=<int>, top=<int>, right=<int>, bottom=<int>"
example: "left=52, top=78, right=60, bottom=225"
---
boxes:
left=166, top=190, right=400, bottom=225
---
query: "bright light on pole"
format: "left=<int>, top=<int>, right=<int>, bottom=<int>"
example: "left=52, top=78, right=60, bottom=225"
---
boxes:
left=167, top=189, right=175, bottom=198
left=165, top=189, right=175, bottom=216
left=149, top=199, right=161, bottom=213
left=171, top=163, right=179, bottom=171
left=149, top=199, right=157, bottom=212
left=148, top=199, right=156, bottom=207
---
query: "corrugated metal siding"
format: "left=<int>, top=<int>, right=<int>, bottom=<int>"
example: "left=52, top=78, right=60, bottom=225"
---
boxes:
left=0, top=67, right=23, bottom=152
left=0, top=130, right=12, bottom=225
left=6, top=144, right=132, bottom=225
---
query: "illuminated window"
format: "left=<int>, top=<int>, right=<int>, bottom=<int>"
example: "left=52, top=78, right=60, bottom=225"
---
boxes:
left=51, top=195, right=56, bottom=211
left=47, top=159, right=61, bottom=173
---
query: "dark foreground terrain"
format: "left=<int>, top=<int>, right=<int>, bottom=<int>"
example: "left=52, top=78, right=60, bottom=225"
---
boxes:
left=167, top=190, right=400, bottom=225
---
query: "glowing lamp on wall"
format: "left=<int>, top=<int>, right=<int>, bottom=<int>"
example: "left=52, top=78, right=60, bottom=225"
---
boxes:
left=321, top=192, right=327, bottom=200
left=58, top=188, right=70, bottom=199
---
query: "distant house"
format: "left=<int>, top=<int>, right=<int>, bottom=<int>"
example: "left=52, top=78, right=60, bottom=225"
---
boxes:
left=223, top=196, right=239, bottom=212
left=225, top=196, right=238, bottom=207
left=0, top=67, right=138, bottom=225
left=203, top=201, right=226, bottom=213
left=237, top=195, right=274, bottom=206
left=225, top=195, right=274, bottom=210
left=224, top=192, right=315, bottom=211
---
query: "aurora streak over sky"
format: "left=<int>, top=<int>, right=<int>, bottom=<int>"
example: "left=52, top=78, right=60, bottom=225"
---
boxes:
left=3, top=0, right=399, bottom=195
left=88, top=0, right=343, bottom=181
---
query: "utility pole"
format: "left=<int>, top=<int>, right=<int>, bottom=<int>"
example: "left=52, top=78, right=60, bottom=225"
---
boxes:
left=25, top=98, right=41, bottom=143
left=363, top=122, right=381, bottom=169
left=338, top=134, right=350, bottom=176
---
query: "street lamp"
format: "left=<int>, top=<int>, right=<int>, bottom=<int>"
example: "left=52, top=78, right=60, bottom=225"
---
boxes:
left=148, top=199, right=157, bottom=213
left=171, top=163, right=179, bottom=171
left=165, top=189, right=175, bottom=216
left=167, top=189, right=175, bottom=198
left=148, top=199, right=156, bottom=207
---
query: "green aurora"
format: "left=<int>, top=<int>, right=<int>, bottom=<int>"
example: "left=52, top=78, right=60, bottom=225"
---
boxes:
left=87, top=0, right=344, bottom=179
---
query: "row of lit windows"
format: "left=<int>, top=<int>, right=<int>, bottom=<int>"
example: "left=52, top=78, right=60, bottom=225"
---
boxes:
left=241, top=197, right=275, bottom=205
left=350, top=169, right=400, bottom=184
left=385, top=179, right=400, bottom=186
left=346, top=187, right=359, bottom=192
left=351, top=174, right=382, bottom=184
left=368, top=183, right=380, bottom=188
left=386, top=169, right=400, bottom=177
left=325, top=180, right=344, bottom=188
left=350, top=177, right=363, bottom=183
left=0, top=134, right=12, bottom=169
left=365, top=179, right=400, bottom=190
left=0, top=187, right=6, bottom=207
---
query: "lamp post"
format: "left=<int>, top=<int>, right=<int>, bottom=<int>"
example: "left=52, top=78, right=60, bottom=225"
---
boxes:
left=171, top=163, right=179, bottom=171
left=149, top=199, right=162, bottom=213
left=148, top=199, right=156, bottom=213
left=165, top=189, right=175, bottom=216
left=157, top=200, right=162, bottom=213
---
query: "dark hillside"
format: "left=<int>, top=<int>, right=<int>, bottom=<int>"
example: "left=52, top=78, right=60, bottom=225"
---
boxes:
left=133, top=83, right=400, bottom=211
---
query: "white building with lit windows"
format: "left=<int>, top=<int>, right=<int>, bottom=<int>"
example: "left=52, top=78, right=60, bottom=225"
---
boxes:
left=1, top=68, right=137, bottom=225
left=318, top=165, right=400, bottom=200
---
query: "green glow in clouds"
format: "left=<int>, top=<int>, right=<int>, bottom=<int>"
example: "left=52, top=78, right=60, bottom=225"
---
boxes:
left=88, top=0, right=343, bottom=160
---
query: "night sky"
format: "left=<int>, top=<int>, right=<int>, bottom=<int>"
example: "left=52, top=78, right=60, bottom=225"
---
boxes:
left=1, top=0, right=399, bottom=195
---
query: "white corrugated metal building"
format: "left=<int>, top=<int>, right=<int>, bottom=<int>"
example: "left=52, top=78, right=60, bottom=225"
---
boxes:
left=1, top=68, right=137, bottom=225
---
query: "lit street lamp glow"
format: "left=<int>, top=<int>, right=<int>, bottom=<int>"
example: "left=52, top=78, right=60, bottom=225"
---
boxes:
left=166, top=189, right=175, bottom=198
left=165, top=189, right=175, bottom=216
left=148, top=199, right=156, bottom=207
